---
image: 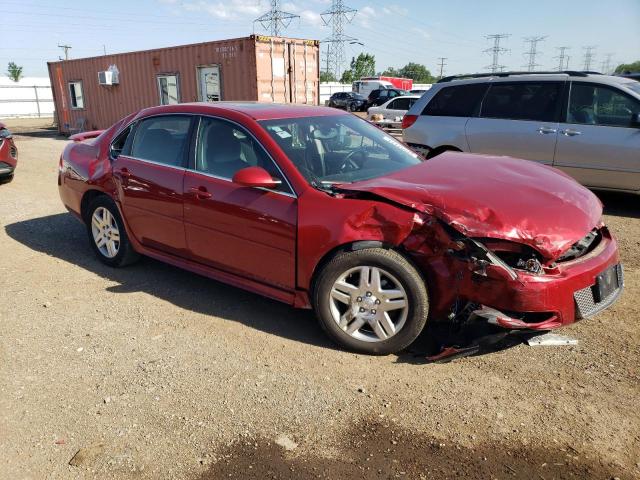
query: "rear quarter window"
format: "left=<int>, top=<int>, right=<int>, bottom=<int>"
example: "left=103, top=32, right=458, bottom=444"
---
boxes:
left=422, top=83, right=488, bottom=117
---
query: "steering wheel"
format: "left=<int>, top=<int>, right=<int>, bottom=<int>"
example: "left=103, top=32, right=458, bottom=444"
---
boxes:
left=338, top=147, right=368, bottom=173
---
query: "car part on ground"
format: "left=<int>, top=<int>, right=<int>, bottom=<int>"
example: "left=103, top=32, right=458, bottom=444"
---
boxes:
left=402, top=72, right=640, bottom=193
left=57, top=102, right=623, bottom=354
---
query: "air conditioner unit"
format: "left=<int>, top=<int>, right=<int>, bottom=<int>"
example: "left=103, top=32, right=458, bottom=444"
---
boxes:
left=98, top=65, right=120, bottom=85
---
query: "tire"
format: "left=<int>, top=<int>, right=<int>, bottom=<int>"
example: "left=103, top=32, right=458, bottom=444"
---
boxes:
left=313, top=248, right=429, bottom=355
left=346, top=102, right=354, bottom=112
left=85, top=195, right=139, bottom=267
left=0, top=173, right=14, bottom=185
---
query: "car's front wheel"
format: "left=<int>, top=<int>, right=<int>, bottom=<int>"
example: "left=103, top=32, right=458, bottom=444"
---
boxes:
left=85, top=195, right=139, bottom=267
left=313, top=248, right=429, bottom=354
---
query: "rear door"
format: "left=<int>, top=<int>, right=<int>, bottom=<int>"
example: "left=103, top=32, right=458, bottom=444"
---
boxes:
left=465, top=81, right=564, bottom=165
left=553, top=82, right=640, bottom=190
left=183, top=116, right=297, bottom=289
left=112, top=114, right=193, bottom=256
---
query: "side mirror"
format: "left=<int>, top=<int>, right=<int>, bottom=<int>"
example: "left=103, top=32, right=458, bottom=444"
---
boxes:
left=232, top=166, right=281, bottom=190
left=631, top=113, right=640, bottom=128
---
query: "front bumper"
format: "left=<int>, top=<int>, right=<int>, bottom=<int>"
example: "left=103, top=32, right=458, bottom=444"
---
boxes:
left=0, top=138, right=17, bottom=176
left=421, top=228, right=622, bottom=328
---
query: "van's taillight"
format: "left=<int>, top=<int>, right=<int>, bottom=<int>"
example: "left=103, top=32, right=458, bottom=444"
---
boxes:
left=402, top=114, right=418, bottom=129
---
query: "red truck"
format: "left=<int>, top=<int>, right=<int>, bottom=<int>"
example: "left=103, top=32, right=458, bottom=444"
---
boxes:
left=360, top=76, right=413, bottom=90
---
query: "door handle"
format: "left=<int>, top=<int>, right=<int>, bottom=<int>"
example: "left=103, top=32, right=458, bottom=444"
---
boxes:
left=536, top=126, right=557, bottom=134
left=561, top=129, right=582, bottom=136
left=189, top=186, right=212, bottom=199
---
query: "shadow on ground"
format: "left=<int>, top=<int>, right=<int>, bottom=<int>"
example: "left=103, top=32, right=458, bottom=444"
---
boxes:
left=5, top=213, right=332, bottom=351
left=597, top=190, right=640, bottom=219
left=197, top=419, right=630, bottom=480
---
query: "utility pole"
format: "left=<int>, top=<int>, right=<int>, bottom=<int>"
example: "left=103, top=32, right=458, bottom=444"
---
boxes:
left=582, top=46, right=597, bottom=71
left=600, top=53, right=613, bottom=74
left=554, top=46, right=570, bottom=71
left=437, top=57, right=447, bottom=79
left=254, top=0, right=299, bottom=37
left=321, top=0, right=358, bottom=79
left=57, top=44, right=72, bottom=60
left=484, top=34, right=510, bottom=73
left=522, top=36, right=546, bottom=71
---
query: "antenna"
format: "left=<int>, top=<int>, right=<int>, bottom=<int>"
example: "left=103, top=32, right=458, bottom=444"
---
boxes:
left=522, top=36, right=546, bottom=71
left=554, top=46, right=570, bottom=71
left=321, top=0, right=358, bottom=78
left=484, top=34, right=510, bottom=73
left=582, top=46, right=597, bottom=71
left=253, top=0, right=299, bottom=37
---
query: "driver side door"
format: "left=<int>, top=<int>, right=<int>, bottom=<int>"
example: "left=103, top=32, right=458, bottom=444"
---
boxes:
left=182, top=116, right=297, bottom=289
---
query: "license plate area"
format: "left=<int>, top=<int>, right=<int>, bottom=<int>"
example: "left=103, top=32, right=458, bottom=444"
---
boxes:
left=592, top=265, right=619, bottom=303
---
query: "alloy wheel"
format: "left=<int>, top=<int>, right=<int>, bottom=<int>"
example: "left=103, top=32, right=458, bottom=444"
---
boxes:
left=91, top=207, right=120, bottom=258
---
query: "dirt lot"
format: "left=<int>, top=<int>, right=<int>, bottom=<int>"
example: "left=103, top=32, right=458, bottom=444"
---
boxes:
left=1, top=118, right=639, bottom=479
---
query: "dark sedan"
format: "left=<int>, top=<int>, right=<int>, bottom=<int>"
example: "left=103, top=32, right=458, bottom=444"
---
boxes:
left=366, top=88, right=409, bottom=108
left=327, top=92, right=367, bottom=112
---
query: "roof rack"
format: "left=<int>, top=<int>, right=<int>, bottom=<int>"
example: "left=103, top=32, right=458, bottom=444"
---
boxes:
left=437, top=70, right=602, bottom=83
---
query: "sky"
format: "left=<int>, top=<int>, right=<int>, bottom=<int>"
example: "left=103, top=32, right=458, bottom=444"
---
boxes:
left=1, top=0, right=639, bottom=79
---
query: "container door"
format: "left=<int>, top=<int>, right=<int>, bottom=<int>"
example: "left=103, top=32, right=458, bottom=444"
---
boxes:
left=197, top=66, right=221, bottom=102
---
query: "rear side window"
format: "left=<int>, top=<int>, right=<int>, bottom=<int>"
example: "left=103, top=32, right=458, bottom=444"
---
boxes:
left=423, top=83, right=487, bottom=117
left=130, top=115, right=192, bottom=167
left=391, top=97, right=411, bottom=110
left=481, top=82, right=562, bottom=122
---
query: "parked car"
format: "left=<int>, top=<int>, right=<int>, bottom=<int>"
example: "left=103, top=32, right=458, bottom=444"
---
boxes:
left=352, top=79, right=394, bottom=97
left=328, top=91, right=367, bottom=112
left=403, top=72, right=640, bottom=193
left=58, top=103, right=622, bottom=354
left=366, top=88, right=409, bottom=108
left=0, top=123, right=17, bottom=184
left=367, top=95, right=421, bottom=121
left=409, top=89, right=429, bottom=96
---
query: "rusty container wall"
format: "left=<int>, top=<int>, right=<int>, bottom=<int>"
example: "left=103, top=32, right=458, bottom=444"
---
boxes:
left=48, top=36, right=261, bottom=133
left=254, top=36, right=319, bottom=105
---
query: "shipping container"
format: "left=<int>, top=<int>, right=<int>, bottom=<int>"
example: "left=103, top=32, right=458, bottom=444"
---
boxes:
left=47, top=35, right=320, bottom=134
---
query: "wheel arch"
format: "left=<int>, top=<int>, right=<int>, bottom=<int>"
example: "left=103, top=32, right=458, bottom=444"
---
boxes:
left=426, top=145, right=462, bottom=159
left=80, top=189, right=110, bottom=223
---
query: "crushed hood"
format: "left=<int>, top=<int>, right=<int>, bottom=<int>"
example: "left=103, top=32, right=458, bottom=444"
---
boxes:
left=346, top=152, right=602, bottom=259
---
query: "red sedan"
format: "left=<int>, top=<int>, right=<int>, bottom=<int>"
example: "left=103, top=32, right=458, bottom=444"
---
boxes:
left=0, top=122, right=17, bottom=184
left=58, top=103, right=623, bottom=354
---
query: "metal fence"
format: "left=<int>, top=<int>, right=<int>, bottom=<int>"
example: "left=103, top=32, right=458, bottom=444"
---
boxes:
left=0, top=85, right=55, bottom=118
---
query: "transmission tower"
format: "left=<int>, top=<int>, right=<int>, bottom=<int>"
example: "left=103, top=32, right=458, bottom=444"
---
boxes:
left=554, top=46, right=570, bottom=71
left=321, top=1, right=358, bottom=78
left=600, top=53, right=613, bottom=74
left=437, top=57, right=447, bottom=79
left=254, top=0, right=299, bottom=37
left=522, top=36, right=546, bottom=71
left=582, top=46, right=597, bottom=71
left=484, top=34, right=510, bottom=73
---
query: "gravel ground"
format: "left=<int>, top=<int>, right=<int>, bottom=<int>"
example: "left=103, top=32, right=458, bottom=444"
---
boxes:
left=1, top=118, right=638, bottom=479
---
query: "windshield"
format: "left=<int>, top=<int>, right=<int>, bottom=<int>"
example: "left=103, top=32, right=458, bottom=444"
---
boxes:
left=260, top=115, right=421, bottom=185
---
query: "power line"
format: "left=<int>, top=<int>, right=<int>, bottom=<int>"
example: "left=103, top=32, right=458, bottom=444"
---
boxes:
left=484, top=34, right=510, bottom=73
left=554, top=46, right=570, bottom=71
left=600, top=53, right=613, bottom=74
left=253, top=0, right=299, bottom=37
left=437, top=57, right=447, bottom=79
left=321, top=0, right=358, bottom=78
left=582, top=46, right=597, bottom=71
left=522, top=36, right=546, bottom=71
left=57, top=44, right=72, bottom=60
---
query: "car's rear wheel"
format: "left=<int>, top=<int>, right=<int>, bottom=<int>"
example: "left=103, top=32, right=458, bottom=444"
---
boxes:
left=313, top=248, right=429, bottom=355
left=85, top=195, right=139, bottom=267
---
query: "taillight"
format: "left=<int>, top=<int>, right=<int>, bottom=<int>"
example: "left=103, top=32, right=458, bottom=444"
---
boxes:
left=401, top=114, right=418, bottom=129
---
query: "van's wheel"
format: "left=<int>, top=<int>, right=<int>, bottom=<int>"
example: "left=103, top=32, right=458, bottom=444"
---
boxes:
left=85, top=195, right=139, bottom=267
left=313, top=248, right=429, bottom=355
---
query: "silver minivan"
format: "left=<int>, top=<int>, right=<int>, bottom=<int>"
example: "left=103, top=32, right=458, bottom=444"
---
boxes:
left=403, top=72, right=640, bottom=193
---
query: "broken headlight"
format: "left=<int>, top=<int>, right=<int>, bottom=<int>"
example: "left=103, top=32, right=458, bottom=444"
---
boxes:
left=478, top=239, right=544, bottom=275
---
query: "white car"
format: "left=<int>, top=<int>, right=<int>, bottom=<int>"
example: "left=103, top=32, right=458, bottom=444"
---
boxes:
left=367, top=95, right=422, bottom=121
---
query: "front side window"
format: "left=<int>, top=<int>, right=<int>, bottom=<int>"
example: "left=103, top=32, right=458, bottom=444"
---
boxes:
left=423, top=83, right=487, bottom=117
left=157, top=74, right=180, bottom=105
left=130, top=115, right=191, bottom=167
left=195, top=117, right=292, bottom=193
left=260, top=115, right=421, bottom=185
left=481, top=82, right=562, bottom=122
left=68, top=81, right=84, bottom=109
left=568, top=83, right=640, bottom=127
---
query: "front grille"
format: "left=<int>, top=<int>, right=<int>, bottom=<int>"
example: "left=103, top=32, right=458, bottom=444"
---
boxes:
left=574, top=264, right=624, bottom=319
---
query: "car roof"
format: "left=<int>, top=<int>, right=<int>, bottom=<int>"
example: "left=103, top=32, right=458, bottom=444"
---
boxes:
left=137, top=102, right=348, bottom=121
left=434, top=72, right=636, bottom=89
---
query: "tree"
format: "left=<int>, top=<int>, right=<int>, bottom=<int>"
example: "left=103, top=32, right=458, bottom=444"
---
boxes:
left=398, top=63, right=435, bottom=83
left=7, top=62, right=23, bottom=82
left=320, top=71, right=337, bottom=83
left=340, top=53, right=376, bottom=84
left=614, top=61, right=640, bottom=74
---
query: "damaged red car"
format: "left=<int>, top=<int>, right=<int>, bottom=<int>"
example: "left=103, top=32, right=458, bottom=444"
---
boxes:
left=0, top=122, right=18, bottom=184
left=57, top=103, right=623, bottom=354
